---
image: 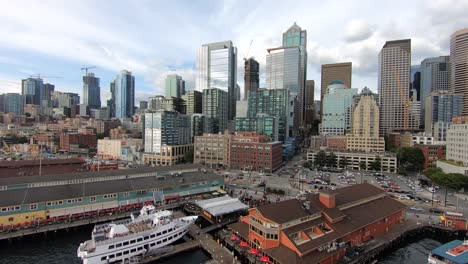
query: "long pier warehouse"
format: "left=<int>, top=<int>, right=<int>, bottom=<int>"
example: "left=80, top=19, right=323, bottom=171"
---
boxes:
left=0, top=164, right=224, bottom=229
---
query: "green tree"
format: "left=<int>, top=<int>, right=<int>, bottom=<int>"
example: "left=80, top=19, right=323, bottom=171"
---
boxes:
left=184, top=150, right=194, bottom=163
left=303, top=161, right=311, bottom=169
left=359, top=161, right=367, bottom=171
left=338, top=157, right=349, bottom=168
left=314, top=150, right=327, bottom=167
left=326, top=152, right=337, bottom=167
left=397, top=147, right=425, bottom=173
left=370, top=156, right=381, bottom=171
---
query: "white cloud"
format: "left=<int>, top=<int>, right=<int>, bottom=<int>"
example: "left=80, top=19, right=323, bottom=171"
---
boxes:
left=344, top=19, right=374, bottom=42
left=0, top=0, right=467, bottom=102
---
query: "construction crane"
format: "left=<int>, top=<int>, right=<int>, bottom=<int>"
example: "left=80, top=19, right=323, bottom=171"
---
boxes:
left=29, top=74, right=62, bottom=80
left=392, top=66, right=411, bottom=130
left=243, top=40, right=254, bottom=61
left=81, top=66, right=97, bottom=76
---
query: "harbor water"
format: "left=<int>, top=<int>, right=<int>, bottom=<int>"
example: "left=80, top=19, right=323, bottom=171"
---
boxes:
left=0, top=226, right=211, bottom=264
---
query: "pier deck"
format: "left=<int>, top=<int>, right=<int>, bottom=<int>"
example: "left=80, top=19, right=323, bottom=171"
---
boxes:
left=0, top=202, right=185, bottom=241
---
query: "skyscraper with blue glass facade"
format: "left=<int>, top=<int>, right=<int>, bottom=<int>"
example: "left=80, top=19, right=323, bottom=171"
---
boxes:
left=320, top=81, right=358, bottom=135
left=114, top=70, right=135, bottom=119
left=83, top=72, right=101, bottom=109
left=282, top=22, right=307, bottom=128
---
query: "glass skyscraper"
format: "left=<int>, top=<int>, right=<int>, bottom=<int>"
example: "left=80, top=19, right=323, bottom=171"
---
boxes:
left=196, top=41, right=237, bottom=120
left=265, top=46, right=301, bottom=135
left=165, top=74, right=185, bottom=98
left=83, top=72, right=101, bottom=109
left=21, top=77, right=43, bottom=105
left=1, top=93, right=24, bottom=115
left=320, top=81, right=358, bottom=135
left=424, top=90, right=462, bottom=138
left=247, top=88, right=289, bottom=141
left=114, top=70, right=135, bottom=119
left=282, top=23, right=307, bottom=128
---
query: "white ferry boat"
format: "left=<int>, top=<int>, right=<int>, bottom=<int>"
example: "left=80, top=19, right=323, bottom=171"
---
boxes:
left=77, top=205, right=197, bottom=264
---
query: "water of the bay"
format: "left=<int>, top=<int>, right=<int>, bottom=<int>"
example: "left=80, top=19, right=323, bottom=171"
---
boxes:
left=378, top=238, right=442, bottom=264
left=0, top=226, right=211, bottom=264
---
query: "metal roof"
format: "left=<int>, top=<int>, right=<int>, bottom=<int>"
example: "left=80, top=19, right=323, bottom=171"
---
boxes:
left=0, top=163, right=204, bottom=186
left=0, top=171, right=222, bottom=207
left=432, top=240, right=468, bottom=264
left=195, top=196, right=248, bottom=217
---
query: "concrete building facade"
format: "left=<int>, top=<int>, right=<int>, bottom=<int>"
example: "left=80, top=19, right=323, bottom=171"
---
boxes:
left=450, top=28, right=468, bottom=115
left=446, top=116, right=468, bottom=166
left=378, top=39, right=416, bottom=135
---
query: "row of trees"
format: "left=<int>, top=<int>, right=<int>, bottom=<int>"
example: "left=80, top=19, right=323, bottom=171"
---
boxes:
left=311, top=150, right=382, bottom=171
left=424, top=167, right=468, bottom=191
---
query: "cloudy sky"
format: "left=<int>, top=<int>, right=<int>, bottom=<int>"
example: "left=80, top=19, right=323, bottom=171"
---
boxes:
left=0, top=0, right=467, bottom=104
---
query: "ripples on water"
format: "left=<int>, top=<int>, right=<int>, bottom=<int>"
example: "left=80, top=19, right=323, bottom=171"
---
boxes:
left=0, top=226, right=210, bottom=264
left=378, top=238, right=442, bottom=264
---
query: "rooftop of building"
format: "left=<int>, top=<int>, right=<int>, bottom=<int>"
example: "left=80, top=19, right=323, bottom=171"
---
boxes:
left=195, top=196, right=248, bottom=217
left=229, top=183, right=406, bottom=263
left=0, top=163, right=204, bottom=187
left=431, top=240, right=468, bottom=264
left=0, top=170, right=222, bottom=207
left=0, top=158, right=85, bottom=169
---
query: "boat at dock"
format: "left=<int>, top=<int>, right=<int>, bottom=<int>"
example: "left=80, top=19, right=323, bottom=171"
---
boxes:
left=77, top=205, right=197, bottom=264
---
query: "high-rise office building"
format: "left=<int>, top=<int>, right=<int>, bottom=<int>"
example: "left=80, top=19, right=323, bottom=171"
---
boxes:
left=41, top=83, right=54, bottom=107
left=202, top=88, right=228, bottom=134
left=346, top=87, right=385, bottom=153
left=52, top=91, right=80, bottom=108
left=165, top=74, right=185, bottom=98
left=183, top=90, right=202, bottom=115
left=1, top=93, right=24, bottom=115
left=266, top=46, right=301, bottom=135
left=420, top=56, right=450, bottom=125
left=320, top=62, right=352, bottom=120
left=107, top=80, right=116, bottom=118
left=196, top=41, right=237, bottom=120
left=22, top=77, right=43, bottom=105
left=144, top=110, right=190, bottom=154
left=283, top=22, right=307, bottom=128
left=148, top=96, right=185, bottom=113
left=320, top=81, right=358, bottom=135
left=450, top=28, right=468, bottom=115
left=83, top=72, right=101, bottom=109
left=248, top=89, right=289, bottom=141
left=139, top=101, right=148, bottom=110
left=114, top=70, right=135, bottom=119
left=235, top=115, right=279, bottom=142
left=411, top=65, right=422, bottom=101
left=424, top=90, right=463, bottom=138
left=304, top=80, right=315, bottom=128
left=235, top=83, right=241, bottom=101
left=244, top=58, right=259, bottom=100
left=378, top=39, right=415, bottom=135
left=190, top=114, right=212, bottom=141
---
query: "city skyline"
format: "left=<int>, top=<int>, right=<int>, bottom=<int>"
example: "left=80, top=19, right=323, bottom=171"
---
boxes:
left=1, top=0, right=467, bottom=104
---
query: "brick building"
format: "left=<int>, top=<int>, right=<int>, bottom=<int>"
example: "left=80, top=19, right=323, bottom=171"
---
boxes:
left=414, top=144, right=446, bottom=169
left=229, top=183, right=406, bottom=264
left=59, top=133, right=97, bottom=151
left=229, top=132, right=282, bottom=173
left=194, top=132, right=232, bottom=167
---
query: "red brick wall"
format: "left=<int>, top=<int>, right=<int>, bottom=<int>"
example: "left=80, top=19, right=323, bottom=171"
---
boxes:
left=415, top=144, right=445, bottom=169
